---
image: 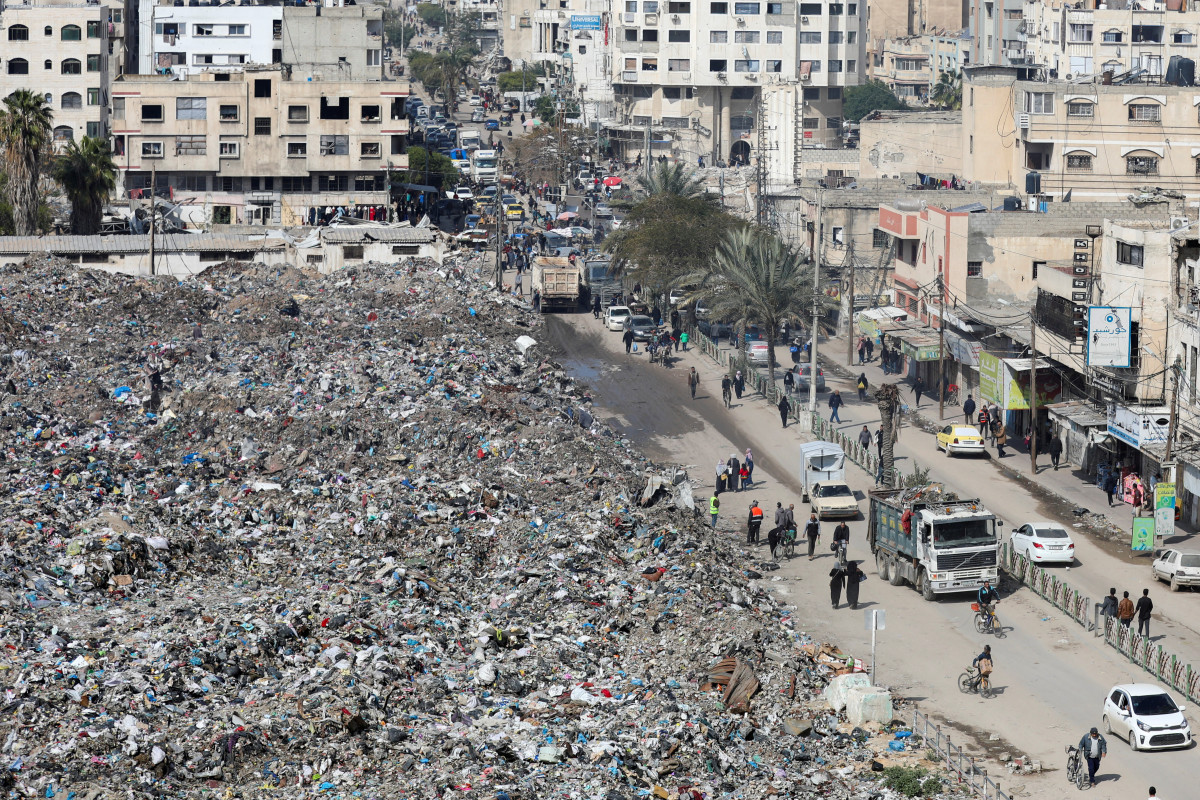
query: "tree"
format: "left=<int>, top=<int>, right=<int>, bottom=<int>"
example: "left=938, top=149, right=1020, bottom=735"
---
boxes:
left=533, top=94, right=580, bottom=123
left=635, top=161, right=707, bottom=201
left=0, top=90, right=52, bottom=235
left=930, top=70, right=962, bottom=110
left=383, top=7, right=417, bottom=52
left=416, top=2, right=448, bottom=29
left=843, top=80, right=905, bottom=122
left=52, top=136, right=116, bottom=234
left=509, top=124, right=592, bottom=184
left=497, top=68, right=544, bottom=94
left=400, top=146, right=459, bottom=190
left=875, top=382, right=901, bottom=487
left=447, top=11, right=482, bottom=50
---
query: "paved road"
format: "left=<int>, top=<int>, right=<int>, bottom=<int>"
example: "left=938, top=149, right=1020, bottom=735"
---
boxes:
left=546, top=312, right=1198, bottom=800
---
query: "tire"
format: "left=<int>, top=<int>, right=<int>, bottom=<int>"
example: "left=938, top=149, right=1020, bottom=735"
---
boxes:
left=1129, top=730, right=1138, bottom=752
left=1171, top=574, right=1181, bottom=593
left=1103, top=715, right=1112, bottom=735
left=876, top=551, right=890, bottom=582
left=992, top=614, right=1006, bottom=638
left=974, top=613, right=988, bottom=634
left=889, top=560, right=905, bottom=586
left=918, top=569, right=936, bottom=601
left=979, top=676, right=993, bottom=699
left=958, top=672, right=973, bottom=694
left=1152, top=565, right=1160, bottom=583
left=945, top=444, right=952, bottom=458
left=1073, top=757, right=1088, bottom=790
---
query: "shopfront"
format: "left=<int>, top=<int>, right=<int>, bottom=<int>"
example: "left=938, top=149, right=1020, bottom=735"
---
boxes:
left=978, top=354, right=1063, bottom=439
left=1104, top=404, right=1171, bottom=508
left=1044, top=400, right=1108, bottom=474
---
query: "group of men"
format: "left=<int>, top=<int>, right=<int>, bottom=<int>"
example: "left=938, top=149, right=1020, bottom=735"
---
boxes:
left=1098, top=587, right=1155, bottom=637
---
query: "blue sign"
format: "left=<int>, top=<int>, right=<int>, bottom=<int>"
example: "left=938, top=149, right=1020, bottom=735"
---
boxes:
left=570, top=14, right=602, bottom=29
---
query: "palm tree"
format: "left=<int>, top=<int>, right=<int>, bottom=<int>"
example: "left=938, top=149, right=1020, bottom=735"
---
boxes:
left=52, top=136, right=116, bottom=234
left=636, top=161, right=707, bottom=199
left=0, top=90, right=53, bottom=235
left=875, top=383, right=901, bottom=486
left=433, top=46, right=477, bottom=112
left=930, top=70, right=962, bottom=110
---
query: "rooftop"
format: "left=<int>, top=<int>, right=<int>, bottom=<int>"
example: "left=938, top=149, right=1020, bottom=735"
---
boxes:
left=0, top=234, right=286, bottom=255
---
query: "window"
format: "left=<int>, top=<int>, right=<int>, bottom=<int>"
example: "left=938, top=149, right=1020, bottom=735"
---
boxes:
left=642, top=57, right=658, bottom=70
left=8, top=58, right=29, bottom=74
left=254, top=79, right=271, bottom=98
left=873, top=229, right=890, bottom=249
left=7, top=25, right=28, bottom=41
left=176, top=97, right=207, bottom=120
left=194, top=24, right=213, bottom=36
left=829, top=3, right=843, bottom=13
left=86, top=20, right=101, bottom=38
left=217, top=177, right=243, bottom=192
left=668, top=58, right=690, bottom=70
left=731, top=87, right=755, bottom=99
left=281, top=176, right=310, bottom=192
left=43, top=25, right=51, bottom=36
left=1174, top=30, right=1194, bottom=44
left=803, top=117, right=818, bottom=129
left=319, top=174, right=349, bottom=192
left=288, top=105, right=309, bottom=122
left=663, top=86, right=682, bottom=98
left=61, top=24, right=81, bottom=40
left=767, top=59, right=782, bottom=72
left=61, top=59, right=81, bottom=75
left=393, top=245, right=421, bottom=256
left=895, top=57, right=922, bottom=70
left=847, top=31, right=856, bottom=42
left=767, top=1, right=782, bottom=12
left=799, top=32, right=821, bottom=43
left=227, top=24, right=247, bottom=36
left=1102, top=29, right=1122, bottom=43
left=829, top=30, right=843, bottom=44
left=827, top=116, right=841, bottom=128
left=319, top=97, right=349, bottom=120
left=767, top=30, right=782, bottom=43
left=626, top=0, right=637, bottom=10
left=142, top=103, right=163, bottom=121
left=1024, top=91, right=1053, bottom=114
left=53, top=126, right=73, bottom=142
left=1067, top=153, right=1093, bottom=172
left=361, top=141, right=381, bottom=157
left=669, top=30, right=690, bottom=41
left=733, top=1, right=760, bottom=11
left=61, top=92, right=82, bottom=109
left=624, top=29, right=638, bottom=42
left=1116, top=241, right=1144, bottom=266
left=642, top=29, right=658, bottom=41
left=213, top=104, right=237, bottom=122
left=730, top=113, right=754, bottom=129
left=112, top=98, right=124, bottom=119
left=711, top=31, right=727, bottom=42
left=361, top=104, right=381, bottom=121
left=1126, top=154, right=1159, bottom=174
left=710, top=59, right=727, bottom=71
left=86, top=121, right=100, bottom=138
left=287, top=142, right=307, bottom=157
left=175, top=135, right=206, bottom=155
left=644, top=1, right=659, bottom=11
left=967, top=261, right=982, bottom=277
left=254, top=117, right=271, bottom=136
left=1066, top=101, right=1093, bottom=117
left=625, top=57, right=637, bottom=69
left=803, top=87, right=820, bottom=100
left=249, top=177, right=273, bottom=191
left=194, top=55, right=214, bottom=65
left=142, top=141, right=163, bottom=158
left=319, top=134, right=348, bottom=155
left=354, top=174, right=381, bottom=191
left=828, top=59, right=842, bottom=72
left=734, top=30, right=759, bottom=42
left=219, top=141, right=239, bottom=158
left=178, top=175, right=206, bottom=192
left=367, top=49, right=381, bottom=66
left=86, top=54, right=101, bottom=72
left=1068, top=23, right=1092, bottom=42
left=667, top=0, right=691, bottom=10
left=343, top=245, right=364, bottom=259
left=44, top=60, right=52, bottom=70
left=711, top=1, right=727, bottom=10
left=87, top=88, right=100, bottom=106
left=848, top=59, right=857, bottom=71
left=1128, top=103, right=1161, bottom=122
left=734, top=59, right=760, bottom=71
left=831, top=227, right=844, bottom=245
left=849, top=3, right=857, bottom=13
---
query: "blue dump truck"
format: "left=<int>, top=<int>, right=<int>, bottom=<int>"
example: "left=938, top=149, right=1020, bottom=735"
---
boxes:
left=868, top=486, right=1000, bottom=601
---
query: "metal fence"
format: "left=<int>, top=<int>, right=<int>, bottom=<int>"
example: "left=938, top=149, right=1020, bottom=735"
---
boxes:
left=913, top=707, right=1012, bottom=800
left=999, top=543, right=1200, bottom=704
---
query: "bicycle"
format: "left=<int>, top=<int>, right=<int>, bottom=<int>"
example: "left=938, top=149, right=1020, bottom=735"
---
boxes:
left=1064, top=745, right=1088, bottom=790
left=781, top=527, right=797, bottom=559
left=944, top=384, right=960, bottom=406
left=957, top=665, right=993, bottom=698
left=972, top=602, right=1005, bottom=638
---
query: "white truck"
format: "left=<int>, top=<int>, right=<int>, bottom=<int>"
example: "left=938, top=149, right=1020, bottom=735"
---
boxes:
left=798, top=441, right=845, bottom=502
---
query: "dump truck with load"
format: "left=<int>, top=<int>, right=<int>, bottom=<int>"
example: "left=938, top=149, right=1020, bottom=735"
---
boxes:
left=530, top=256, right=583, bottom=312
left=868, top=486, right=1000, bottom=600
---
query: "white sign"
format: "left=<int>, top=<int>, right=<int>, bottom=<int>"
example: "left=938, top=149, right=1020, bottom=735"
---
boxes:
left=1087, top=307, right=1132, bottom=367
left=1107, top=404, right=1170, bottom=449
left=864, top=609, right=886, bottom=631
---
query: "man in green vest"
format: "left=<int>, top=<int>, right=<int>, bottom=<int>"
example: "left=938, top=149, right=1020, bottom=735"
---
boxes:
left=709, top=493, right=720, bottom=531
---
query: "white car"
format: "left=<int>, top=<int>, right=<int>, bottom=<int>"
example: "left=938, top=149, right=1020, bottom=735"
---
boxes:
left=1102, top=683, right=1192, bottom=751
left=1151, top=548, right=1200, bottom=591
left=453, top=186, right=474, bottom=200
left=669, top=288, right=686, bottom=306
left=469, top=95, right=483, bottom=106
left=809, top=481, right=859, bottom=519
left=1010, top=522, right=1075, bottom=564
left=747, top=340, right=771, bottom=366
left=605, top=306, right=631, bottom=331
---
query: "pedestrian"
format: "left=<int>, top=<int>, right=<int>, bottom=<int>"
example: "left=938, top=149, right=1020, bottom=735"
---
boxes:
left=913, top=377, right=925, bottom=407
left=744, top=448, right=754, bottom=485
left=805, top=512, right=821, bottom=560
left=880, top=345, right=890, bottom=375
left=1048, top=433, right=1063, bottom=470
left=623, top=327, right=634, bottom=354
left=688, top=367, right=699, bottom=400
left=977, top=404, right=990, bottom=436
left=875, top=428, right=884, bottom=459
left=709, top=492, right=720, bottom=531
left=1103, top=469, right=1119, bottom=507
left=1117, top=590, right=1135, bottom=628
left=747, top=500, right=763, bottom=544
left=845, top=560, right=864, bottom=609
left=963, top=394, right=976, bottom=425
left=715, top=459, right=727, bottom=495
left=993, top=420, right=1007, bottom=457
left=738, top=462, right=749, bottom=491
left=767, top=522, right=781, bottom=558
left=514, top=270, right=523, bottom=296
left=1078, top=727, right=1106, bottom=787
left=532, top=289, right=541, bottom=312
left=865, top=338, right=874, bottom=362
left=858, top=425, right=872, bottom=451
left=726, top=452, right=741, bottom=492
left=1097, top=587, right=1118, bottom=619
left=856, top=373, right=869, bottom=401
left=721, top=374, right=732, bottom=408
left=680, top=330, right=689, bottom=351
left=1136, top=588, right=1153, bottom=638
left=857, top=337, right=867, bottom=365
left=734, top=370, right=745, bottom=400
left=828, top=390, right=844, bottom=423
left=829, top=562, right=846, bottom=608
left=778, top=394, right=791, bottom=428
left=592, top=295, right=602, bottom=319
left=1148, top=787, right=1157, bottom=800
left=832, top=519, right=850, bottom=564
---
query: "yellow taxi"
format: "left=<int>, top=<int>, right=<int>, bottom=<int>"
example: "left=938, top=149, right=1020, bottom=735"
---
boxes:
left=936, top=424, right=986, bottom=456
left=505, top=203, right=525, bottom=219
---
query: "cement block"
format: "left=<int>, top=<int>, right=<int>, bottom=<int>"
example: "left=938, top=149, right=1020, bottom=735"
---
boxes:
left=845, top=685, right=894, bottom=726
left=823, top=673, right=871, bottom=713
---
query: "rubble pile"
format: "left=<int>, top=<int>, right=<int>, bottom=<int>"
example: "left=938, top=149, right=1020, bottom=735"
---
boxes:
left=0, top=255, right=952, bottom=799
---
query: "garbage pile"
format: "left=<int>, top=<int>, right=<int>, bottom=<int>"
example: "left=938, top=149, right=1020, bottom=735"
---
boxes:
left=1, top=254, right=949, bottom=799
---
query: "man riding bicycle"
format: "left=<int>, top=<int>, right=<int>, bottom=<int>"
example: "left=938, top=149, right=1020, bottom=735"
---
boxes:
left=971, top=644, right=993, bottom=677
left=978, top=580, right=999, bottom=628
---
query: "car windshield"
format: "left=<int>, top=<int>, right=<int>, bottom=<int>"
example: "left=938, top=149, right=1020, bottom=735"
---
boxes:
left=1034, top=527, right=1068, bottom=538
left=1131, top=692, right=1178, bottom=716
left=933, top=519, right=994, bottom=547
left=816, top=484, right=853, bottom=498
left=629, top=316, right=653, bottom=327
left=952, top=428, right=977, bottom=437
left=1181, top=554, right=1200, bottom=568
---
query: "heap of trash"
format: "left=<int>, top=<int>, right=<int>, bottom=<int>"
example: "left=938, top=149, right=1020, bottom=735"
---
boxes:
left=0, top=254, right=952, bottom=799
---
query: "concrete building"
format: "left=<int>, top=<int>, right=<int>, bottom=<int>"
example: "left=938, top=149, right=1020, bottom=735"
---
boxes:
left=857, top=109, right=964, bottom=180
left=867, top=0, right=966, bottom=42
left=968, top=0, right=1022, bottom=66
left=870, top=31, right=970, bottom=103
left=526, top=1, right=614, bottom=124
left=137, top=0, right=383, bottom=80
left=0, top=2, right=124, bottom=144
left=111, top=69, right=409, bottom=227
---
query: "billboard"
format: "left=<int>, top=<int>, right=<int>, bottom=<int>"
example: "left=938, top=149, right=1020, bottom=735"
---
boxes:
left=979, top=352, right=1002, bottom=405
left=1087, top=307, right=1132, bottom=367
left=570, top=14, right=602, bottom=29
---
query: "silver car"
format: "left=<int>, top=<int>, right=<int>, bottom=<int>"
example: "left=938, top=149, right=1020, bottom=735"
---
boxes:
left=792, top=364, right=826, bottom=391
left=623, top=315, right=656, bottom=342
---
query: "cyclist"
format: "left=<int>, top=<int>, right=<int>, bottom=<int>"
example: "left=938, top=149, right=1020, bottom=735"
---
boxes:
left=977, top=580, right=999, bottom=630
left=971, top=644, right=993, bottom=676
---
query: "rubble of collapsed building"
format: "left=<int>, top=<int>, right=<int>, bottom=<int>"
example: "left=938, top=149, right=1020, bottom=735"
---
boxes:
left=0, top=251, right=972, bottom=799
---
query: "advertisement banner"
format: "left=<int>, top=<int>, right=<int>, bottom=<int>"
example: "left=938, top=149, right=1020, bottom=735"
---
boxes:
left=979, top=352, right=1002, bottom=405
left=1087, top=307, right=1132, bottom=367
left=1131, top=516, right=1155, bottom=551
left=1006, top=367, right=1063, bottom=411
left=1155, top=482, right=1176, bottom=540
left=570, top=13, right=602, bottom=29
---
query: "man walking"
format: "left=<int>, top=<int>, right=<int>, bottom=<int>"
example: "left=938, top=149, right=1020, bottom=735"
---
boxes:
left=828, top=390, right=844, bottom=423
left=1097, top=587, right=1118, bottom=620
left=747, top=500, right=763, bottom=545
left=804, top=512, right=821, bottom=560
left=1117, top=590, right=1135, bottom=628
left=1136, top=588, right=1154, bottom=638
left=709, top=493, right=720, bottom=531
left=913, top=377, right=925, bottom=408
left=858, top=425, right=872, bottom=452
left=1104, top=470, right=1119, bottom=507
left=963, top=394, right=976, bottom=426
left=1078, top=727, right=1107, bottom=787
left=688, top=367, right=699, bottom=400
left=778, top=394, right=791, bottom=428
left=783, top=368, right=795, bottom=395
left=1048, top=433, right=1064, bottom=470
left=875, top=428, right=884, bottom=460
left=623, top=327, right=635, bottom=355
left=977, top=404, right=990, bottom=437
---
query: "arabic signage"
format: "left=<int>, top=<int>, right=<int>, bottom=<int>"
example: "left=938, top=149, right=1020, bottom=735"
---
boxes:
left=899, top=340, right=942, bottom=361
left=979, top=352, right=1002, bottom=406
left=1107, top=404, right=1170, bottom=449
left=1131, top=516, right=1155, bottom=551
left=1087, top=307, right=1132, bottom=367
left=979, top=354, right=1063, bottom=410
left=570, top=14, right=602, bottom=29
left=1155, top=482, right=1176, bottom=540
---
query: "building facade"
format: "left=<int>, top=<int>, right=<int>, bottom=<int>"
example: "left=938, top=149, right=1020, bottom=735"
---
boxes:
left=870, top=31, right=970, bottom=103
left=968, top=0, right=1023, bottom=66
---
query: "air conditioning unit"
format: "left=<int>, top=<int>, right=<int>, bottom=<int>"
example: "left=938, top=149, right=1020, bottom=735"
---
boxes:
left=1170, top=215, right=1190, bottom=232
left=645, top=12, right=658, bottom=23
left=744, top=72, right=758, bottom=80
left=735, top=15, right=746, bottom=24
left=1017, top=112, right=1030, bottom=130
left=671, top=13, right=680, bottom=21
left=801, top=15, right=809, bottom=21
left=717, top=70, right=727, bottom=80
left=679, top=71, right=691, bottom=80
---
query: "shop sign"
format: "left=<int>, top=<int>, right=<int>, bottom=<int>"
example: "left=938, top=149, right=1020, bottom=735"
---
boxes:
left=1131, top=516, right=1155, bottom=551
left=1155, top=482, right=1176, bottom=540
left=979, top=352, right=1002, bottom=405
left=1107, top=404, right=1170, bottom=449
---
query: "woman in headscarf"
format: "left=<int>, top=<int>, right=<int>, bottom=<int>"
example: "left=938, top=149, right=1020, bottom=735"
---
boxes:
left=845, top=561, right=864, bottom=610
left=829, top=562, right=847, bottom=609
left=715, top=459, right=727, bottom=495
left=744, top=448, right=754, bottom=486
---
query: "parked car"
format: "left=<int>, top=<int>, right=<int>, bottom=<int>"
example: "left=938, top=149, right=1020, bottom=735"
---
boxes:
left=1102, top=684, right=1191, bottom=751
left=697, top=319, right=731, bottom=341
left=485, top=119, right=501, bottom=130
left=809, top=481, right=859, bottom=519
left=668, top=288, right=686, bottom=306
left=747, top=340, right=771, bottom=365
left=605, top=306, right=631, bottom=331
left=623, top=315, right=656, bottom=342
left=935, top=424, right=986, bottom=456
left=1010, top=522, right=1075, bottom=564
left=1151, top=549, right=1200, bottom=591
left=792, top=363, right=825, bottom=392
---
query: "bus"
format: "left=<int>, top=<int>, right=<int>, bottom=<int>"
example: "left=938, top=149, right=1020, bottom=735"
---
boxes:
left=470, top=149, right=498, bottom=183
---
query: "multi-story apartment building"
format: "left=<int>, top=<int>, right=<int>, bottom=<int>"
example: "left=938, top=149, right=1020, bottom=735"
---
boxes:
left=527, top=1, right=614, bottom=122
left=0, top=1, right=125, bottom=145
left=137, top=0, right=383, bottom=80
left=968, top=0, right=1023, bottom=65
left=870, top=30, right=970, bottom=103
left=111, top=68, right=409, bottom=226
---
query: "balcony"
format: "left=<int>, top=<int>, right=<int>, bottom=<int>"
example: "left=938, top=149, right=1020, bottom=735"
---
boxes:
left=622, top=70, right=638, bottom=81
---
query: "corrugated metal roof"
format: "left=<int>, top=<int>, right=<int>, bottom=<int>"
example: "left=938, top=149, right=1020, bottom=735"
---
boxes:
left=321, top=227, right=435, bottom=244
left=0, top=234, right=287, bottom=254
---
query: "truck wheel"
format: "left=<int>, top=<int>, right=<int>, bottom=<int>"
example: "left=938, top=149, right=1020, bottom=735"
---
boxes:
left=888, top=560, right=905, bottom=586
left=876, top=551, right=889, bottom=582
left=918, top=569, right=936, bottom=601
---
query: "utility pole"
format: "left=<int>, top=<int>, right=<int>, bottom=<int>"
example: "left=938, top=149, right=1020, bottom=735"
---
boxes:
left=847, top=254, right=856, bottom=367
left=148, top=164, right=156, bottom=277
left=1166, top=356, right=1181, bottom=463
left=809, top=192, right=823, bottom=415
left=936, top=275, right=945, bottom=422
left=644, top=116, right=651, bottom=178
left=1029, top=321, right=1038, bottom=473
